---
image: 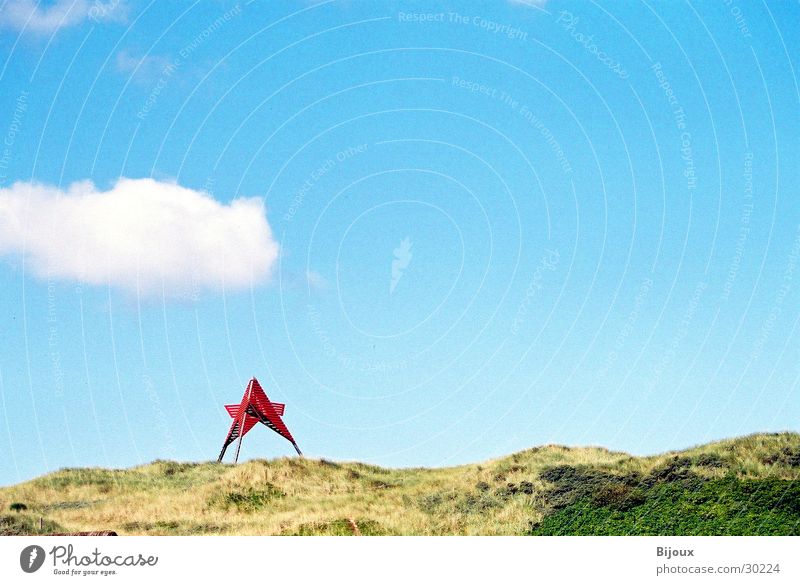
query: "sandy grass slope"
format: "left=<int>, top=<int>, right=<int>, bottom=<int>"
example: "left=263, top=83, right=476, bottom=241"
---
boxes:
left=1, top=432, right=798, bottom=535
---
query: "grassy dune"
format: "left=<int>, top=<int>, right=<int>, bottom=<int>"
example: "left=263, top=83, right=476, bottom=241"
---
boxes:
left=1, top=432, right=798, bottom=535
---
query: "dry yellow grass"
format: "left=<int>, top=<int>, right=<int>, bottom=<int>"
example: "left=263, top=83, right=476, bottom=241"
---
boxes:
left=1, top=432, right=798, bottom=535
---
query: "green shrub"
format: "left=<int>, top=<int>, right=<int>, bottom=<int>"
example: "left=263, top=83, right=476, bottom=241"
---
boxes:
left=209, top=484, right=285, bottom=512
left=590, top=483, right=646, bottom=511
left=288, top=518, right=389, bottom=536
left=539, top=465, right=641, bottom=509
left=695, top=453, right=727, bottom=469
left=643, top=457, right=698, bottom=487
left=159, top=462, right=192, bottom=476
left=418, top=492, right=448, bottom=513
left=498, top=481, right=535, bottom=497
left=0, top=514, right=63, bottom=535
left=457, top=491, right=504, bottom=514
left=762, top=447, right=800, bottom=467
left=530, top=477, right=800, bottom=535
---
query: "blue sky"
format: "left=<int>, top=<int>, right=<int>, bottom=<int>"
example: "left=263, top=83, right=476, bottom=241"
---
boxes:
left=0, top=0, right=798, bottom=485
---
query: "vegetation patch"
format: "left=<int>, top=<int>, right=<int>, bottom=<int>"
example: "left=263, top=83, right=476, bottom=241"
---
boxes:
left=121, top=520, right=195, bottom=534
left=418, top=490, right=458, bottom=514
left=694, top=453, right=727, bottom=469
left=530, top=477, right=800, bottom=535
left=369, top=479, right=400, bottom=490
left=0, top=514, right=63, bottom=535
left=457, top=491, right=505, bottom=514
left=497, top=481, right=535, bottom=497
left=43, top=500, right=99, bottom=512
left=187, top=522, right=224, bottom=534
left=36, top=468, right=121, bottom=487
left=1, top=432, right=797, bottom=535
left=418, top=488, right=506, bottom=515
left=642, top=457, right=699, bottom=487
left=539, top=465, right=642, bottom=509
left=590, top=483, right=646, bottom=511
left=208, top=484, right=285, bottom=512
left=493, top=464, right=526, bottom=482
left=287, top=518, right=389, bottom=536
left=762, top=447, right=800, bottom=468
left=152, top=461, right=196, bottom=476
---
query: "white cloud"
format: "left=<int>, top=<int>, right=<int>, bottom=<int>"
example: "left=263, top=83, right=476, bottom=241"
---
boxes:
left=508, top=0, right=548, bottom=7
left=116, top=50, right=176, bottom=83
left=306, top=270, right=328, bottom=290
left=0, top=178, right=279, bottom=297
left=0, top=0, right=126, bottom=34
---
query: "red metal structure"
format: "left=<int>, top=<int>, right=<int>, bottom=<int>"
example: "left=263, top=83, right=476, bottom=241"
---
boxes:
left=217, top=377, right=302, bottom=463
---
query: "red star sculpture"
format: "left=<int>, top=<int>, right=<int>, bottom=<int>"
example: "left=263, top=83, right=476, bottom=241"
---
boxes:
left=217, top=377, right=302, bottom=463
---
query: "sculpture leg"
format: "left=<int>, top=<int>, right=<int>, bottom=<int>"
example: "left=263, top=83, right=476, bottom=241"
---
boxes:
left=217, top=439, right=230, bottom=463
left=233, top=432, right=244, bottom=464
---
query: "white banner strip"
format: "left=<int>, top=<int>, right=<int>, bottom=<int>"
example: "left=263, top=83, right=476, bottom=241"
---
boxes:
left=1, top=536, right=797, bottom=584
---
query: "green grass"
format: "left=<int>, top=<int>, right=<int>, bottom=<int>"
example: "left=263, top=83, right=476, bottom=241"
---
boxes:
left=0, top=432, right=797, bottom=535
left=0, top=513, right=64, bottom=535
left=530, top=463, right=800, bottom=535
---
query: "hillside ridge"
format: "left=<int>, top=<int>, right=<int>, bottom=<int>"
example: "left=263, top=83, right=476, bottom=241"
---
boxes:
left=2, top=432, right=798, bottom=535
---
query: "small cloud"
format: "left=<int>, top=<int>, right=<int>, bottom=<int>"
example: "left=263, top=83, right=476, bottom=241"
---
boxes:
left=116, top=50, right=176, bottom=83
left=278, top=269, right=329, bottom=292
left=0, top=0, right=127, bottom=34
left=508, top=0, right=548, bottom=7
left=306, top=270, right=328, bottom=291
left=0, top=178, right=279, bottom=297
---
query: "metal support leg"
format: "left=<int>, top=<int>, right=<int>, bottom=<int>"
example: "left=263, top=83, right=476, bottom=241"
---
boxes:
left=233, top=432, right=244, bottom=464
left=217, top=439, right=230, bottom=463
